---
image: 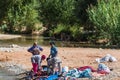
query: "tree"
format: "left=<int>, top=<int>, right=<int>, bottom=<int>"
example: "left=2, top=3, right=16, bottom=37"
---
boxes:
left=39, top=0, right=80, bottom=39
left=87, top=0, right=120, bottom=45
left=39, top=0, right=76, bottom=27
left=74, top=0, right=97, bottom=25
left=0, top=0, right=39, bottom=33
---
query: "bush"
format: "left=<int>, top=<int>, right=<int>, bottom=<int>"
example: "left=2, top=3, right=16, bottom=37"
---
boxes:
left=87, top=0, right=120, bottom=45
left=51, top=24, right=83, bottom=41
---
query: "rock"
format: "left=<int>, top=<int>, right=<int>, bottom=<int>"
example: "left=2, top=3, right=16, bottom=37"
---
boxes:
left=10, top=44, right=20, bottom=48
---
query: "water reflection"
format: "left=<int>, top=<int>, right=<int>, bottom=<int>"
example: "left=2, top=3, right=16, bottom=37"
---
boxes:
left=0, top=68, right=16, bottom=80
left=0, top=35, right=115, bottom=48
left=0, top=35, right=61, bottom=47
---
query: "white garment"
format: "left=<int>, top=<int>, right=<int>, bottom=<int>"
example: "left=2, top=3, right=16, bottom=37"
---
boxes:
left=62, top=66, right=69, bottom=72
left=96, top=54, right=117, bottom=63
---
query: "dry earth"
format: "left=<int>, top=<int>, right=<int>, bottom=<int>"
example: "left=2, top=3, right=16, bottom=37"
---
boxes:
left=0, top=47, right=120, bottom=79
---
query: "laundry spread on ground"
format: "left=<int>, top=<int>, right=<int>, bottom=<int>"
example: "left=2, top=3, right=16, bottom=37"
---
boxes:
left=17, top=54, right=117, bottom=80
left=22, top=63, right=112, bottom=80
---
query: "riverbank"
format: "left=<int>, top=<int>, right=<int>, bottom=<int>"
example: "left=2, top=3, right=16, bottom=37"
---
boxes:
left=0, top=34, right=21, bottom=40
left=0, top=45, right=120, bottom=80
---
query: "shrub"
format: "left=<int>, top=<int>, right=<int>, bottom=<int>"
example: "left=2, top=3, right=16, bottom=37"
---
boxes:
left=87, top=0, right=120, bottom=45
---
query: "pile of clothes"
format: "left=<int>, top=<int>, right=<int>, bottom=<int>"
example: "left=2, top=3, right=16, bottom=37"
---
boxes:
left=57, top=63, right=111, bottom=80
left=26, top=63, right=111, bottom=80
left=96, top=54, right=117, bottom=63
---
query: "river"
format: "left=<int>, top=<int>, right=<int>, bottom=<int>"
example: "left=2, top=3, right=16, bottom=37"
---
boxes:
left=0, top=68, right=17, bottom=80
left=0, top=35, right=62, bottom=47
left=0, top=35, right=101, bottom=48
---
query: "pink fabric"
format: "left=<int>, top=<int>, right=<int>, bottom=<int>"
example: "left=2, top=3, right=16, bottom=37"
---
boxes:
left=77, top=66, right=96, bottom=72
left=32, top=63, right=38, bottom=73
left=92, top=72, right=105, bottom=77
left=97, top=70, right=109, bottom=74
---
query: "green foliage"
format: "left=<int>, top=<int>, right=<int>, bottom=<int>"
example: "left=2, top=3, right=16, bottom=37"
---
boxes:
left=52, top=24, right=83, bottom=41
left=39, top=0, right=82, bottom=40
left=48, top=24, right=69, bottom=38
left=0, top=0, right=11, bottom=21
left=0, top=0, right=39, bottom=33
left=39, top=0, right=99, bottom=41
left=39, top=0, right=76, bottom=27
left=75, top=0, right=97, bottom=24
left=60, top=0, right=76, bottom=24
left=2, top=0, right=120, bottom=46
left=39, top=0, right=62, bottom=23
left=87, top=0, right=120, bottom=45
left=0, top=23, right=7, bottom=33
left=70, top=25, right=82, bottom=39
left=54, top=24, right=69, bottom=34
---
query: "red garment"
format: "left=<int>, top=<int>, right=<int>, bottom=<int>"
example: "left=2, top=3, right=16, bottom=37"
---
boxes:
left=77, top=66, right=96, bottom=72
left=32, top=63, right=38, bottom=74
left=97, top=70, right=109, bottom=74
left=37, top=71, right=48, bottom=76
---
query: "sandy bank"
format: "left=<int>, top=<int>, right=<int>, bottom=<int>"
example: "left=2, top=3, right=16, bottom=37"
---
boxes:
left=0, top=34, right=21, bottom=40
left=0, top=45, right=120, bottom=79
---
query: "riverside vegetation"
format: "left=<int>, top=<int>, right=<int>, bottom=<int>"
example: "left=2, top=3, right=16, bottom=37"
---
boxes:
left=1, top=0, right=120, bottom=47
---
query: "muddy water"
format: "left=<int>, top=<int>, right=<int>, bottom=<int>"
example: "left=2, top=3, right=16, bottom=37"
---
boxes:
left=0, top=35, right=115, bottom=48
left=0, top=35, right=98, bottom=48
left=0, top=35, right=54, bottom=47
left=0, top=68, right=17, bottom=80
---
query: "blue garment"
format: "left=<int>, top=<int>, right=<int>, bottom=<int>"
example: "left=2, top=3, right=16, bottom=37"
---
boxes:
left=79, top=69, right=91, bottom=78
left=50, top=46, right=58, bottom=58
left=39, top=75, right=58, bottom=80
left=28, top=45, right=43, bottom=55
left=66, top=68, right=91, bottom=78
left=47, top=75, right=58, bottom=80
left=97, top=63, right=110, bottom=72
left=39, top=77, right=47, bottom=80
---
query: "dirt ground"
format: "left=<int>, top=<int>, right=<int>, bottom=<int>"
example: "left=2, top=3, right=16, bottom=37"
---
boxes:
left=0, top=46, right=120, bottom=70
left=0, top=34, right=120, bottom=79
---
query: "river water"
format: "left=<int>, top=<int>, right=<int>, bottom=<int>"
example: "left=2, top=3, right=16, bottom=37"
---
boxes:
left=0, top=35, right=62, bottom=47
left=0, top=35, right=99, bottom=48
left=0, top=68, right=17, bottom=80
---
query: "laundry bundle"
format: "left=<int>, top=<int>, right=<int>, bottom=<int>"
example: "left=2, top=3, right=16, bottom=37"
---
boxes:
left=96, top=54, right=117, bottom=63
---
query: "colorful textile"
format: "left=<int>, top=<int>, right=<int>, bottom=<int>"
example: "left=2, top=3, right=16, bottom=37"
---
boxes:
left=79, top=69, right=92, bottom=78
left=47, top=75, right=58, bottom=80
left=97, top=70, right=109, bottom=74
left=77, top=66, right=96, bottom=72
left=92, top=72, right=105, bottom=77
left=97, top=63, right=110, bottom=74
left=39, top=75, right=58, bottom=80
left=62, top=66, right=69, bottom=73
left=32, top=63, right=38, bottom=74
left=66, top=68, right=92, bottom=78
left=39, top=77, right=48, bottom=80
